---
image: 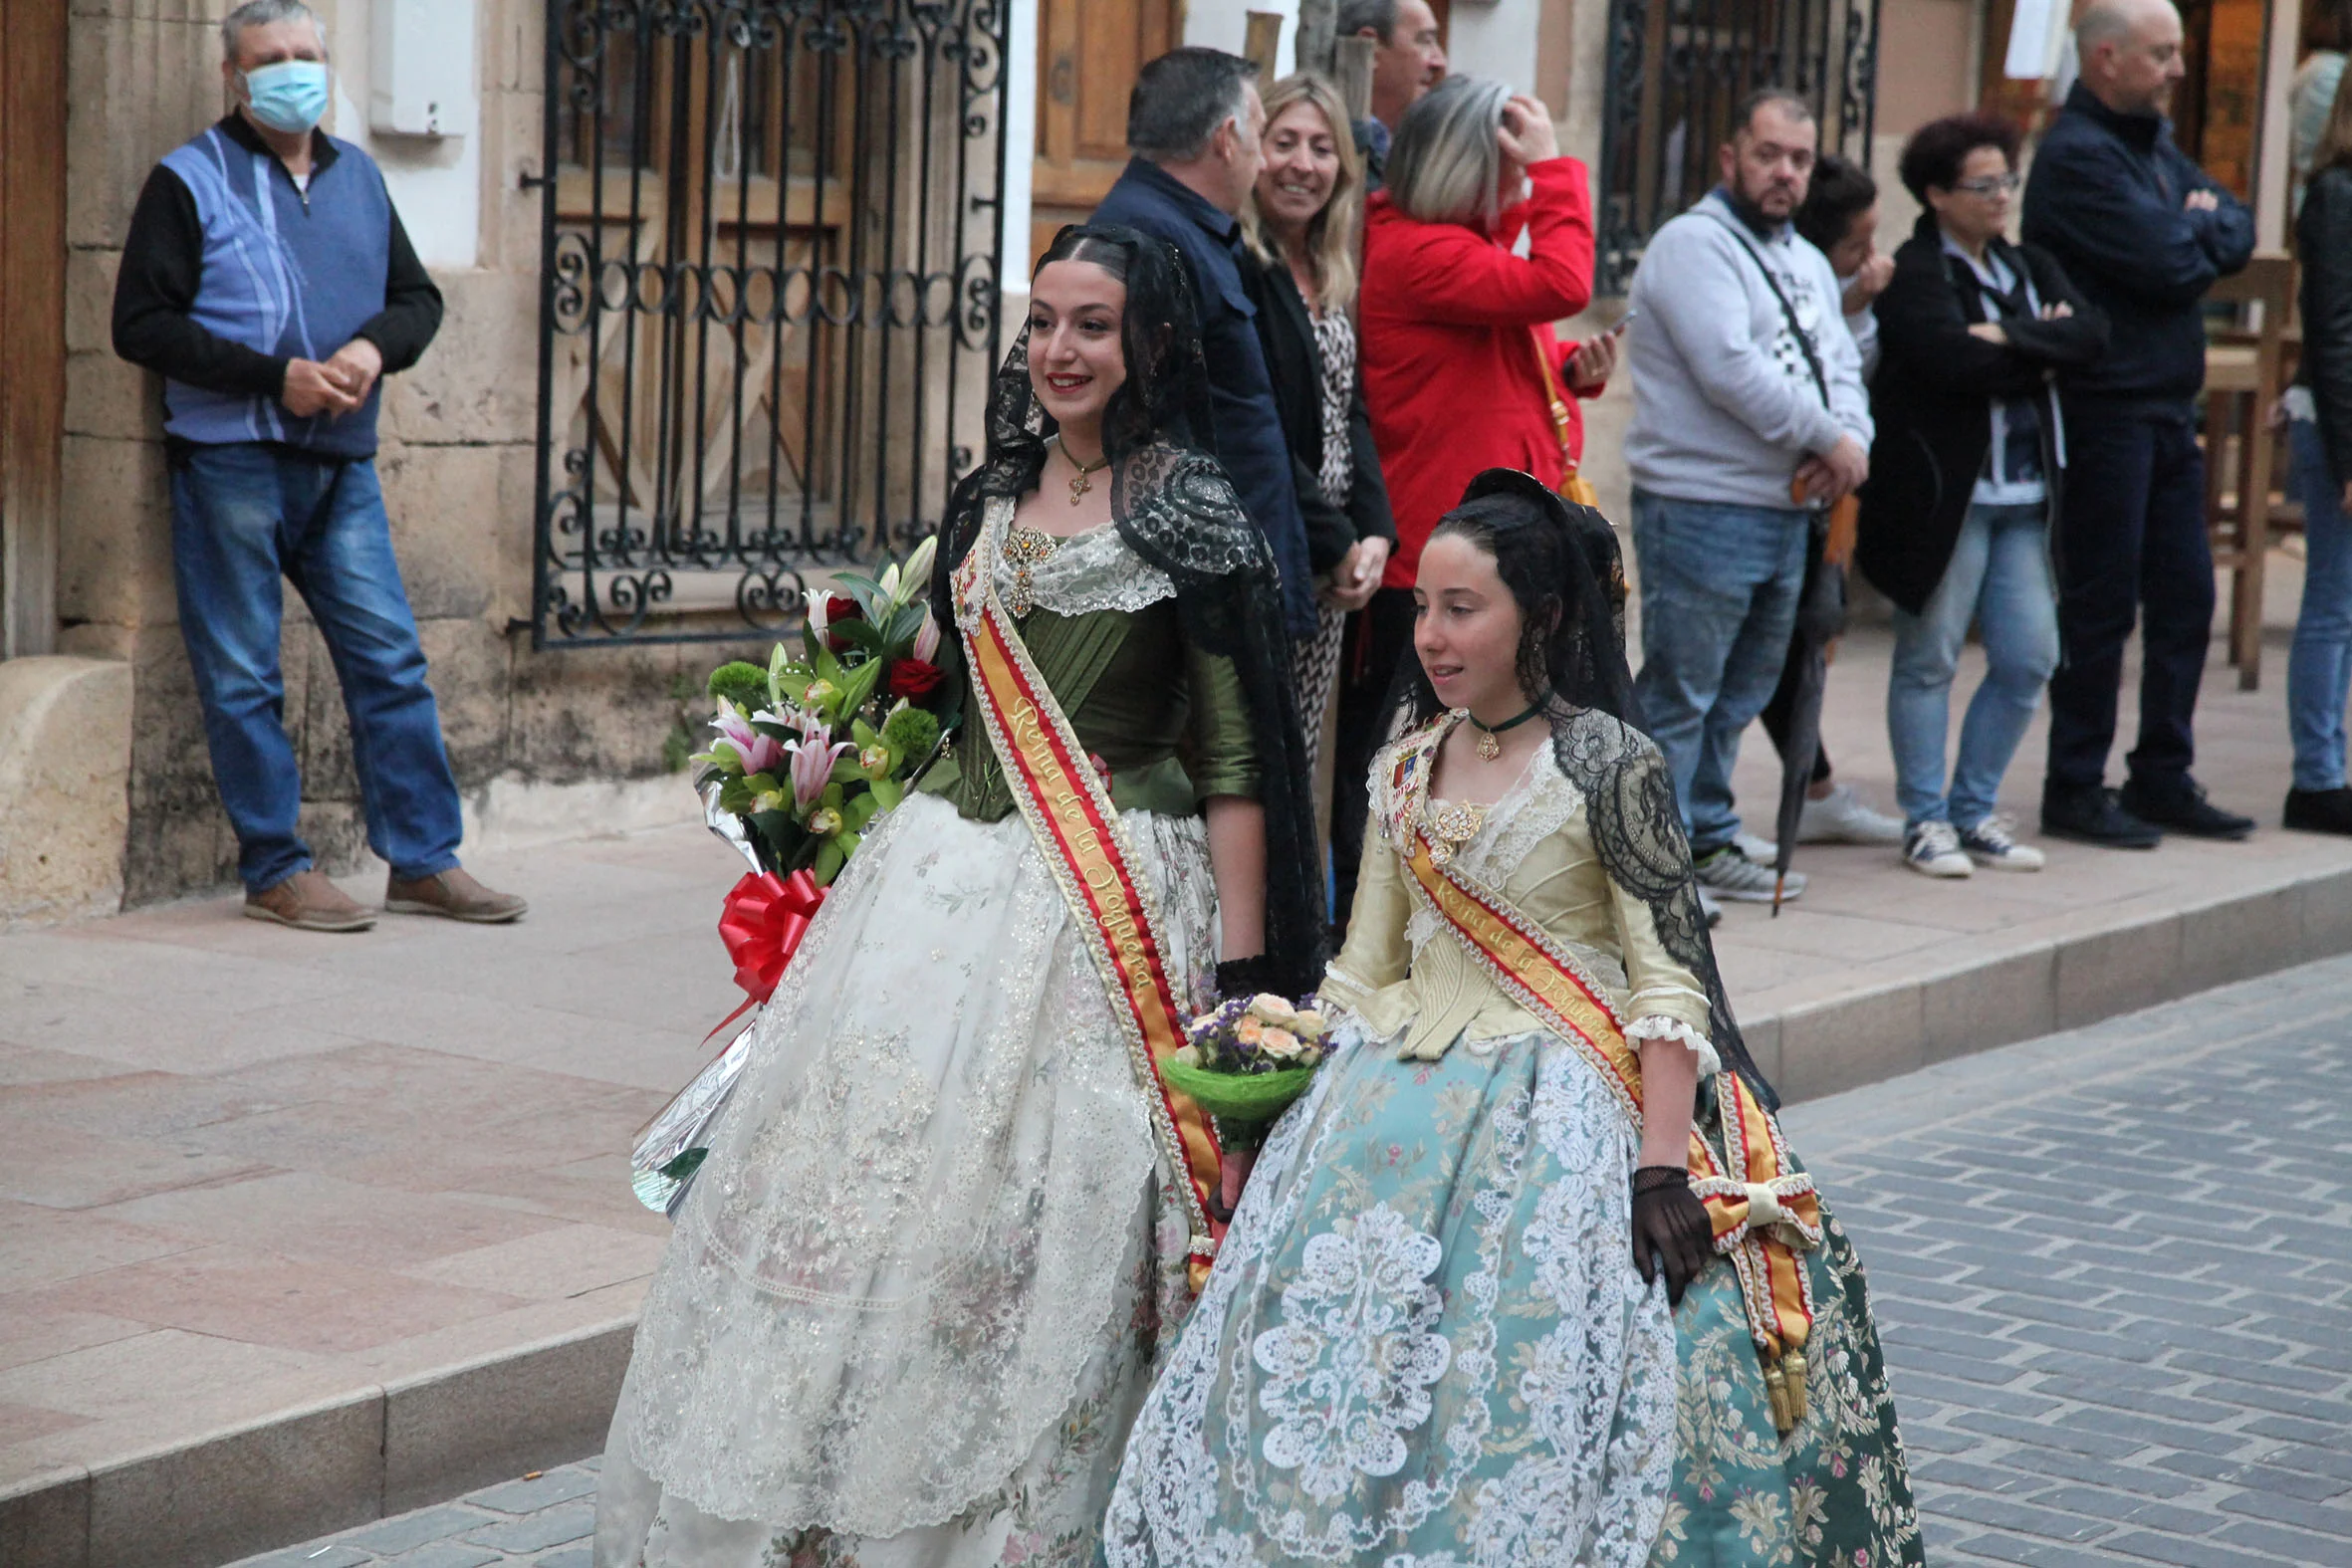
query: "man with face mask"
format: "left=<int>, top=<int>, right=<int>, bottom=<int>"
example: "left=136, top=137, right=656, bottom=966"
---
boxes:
left=1622, top=89, right=1875, bottom=907
left=110, top=0, right=525, bottom=932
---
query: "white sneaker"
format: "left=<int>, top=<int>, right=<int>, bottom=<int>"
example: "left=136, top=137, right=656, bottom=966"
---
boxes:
left=1959, top=814, right=2045, bottom=871
left=1903, top=820, right=1974, bottom=879
left=1699, top=887, right=1724, bottom=928
left=1797, top=784, right=1907, bottom=845
left=1696, top=846, right=1804, bottom=903
left=1734, top=830, right=1779, bottom=865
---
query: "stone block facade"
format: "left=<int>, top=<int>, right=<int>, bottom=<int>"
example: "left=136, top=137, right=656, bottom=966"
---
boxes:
left=59, top=0, right=762, bottom=906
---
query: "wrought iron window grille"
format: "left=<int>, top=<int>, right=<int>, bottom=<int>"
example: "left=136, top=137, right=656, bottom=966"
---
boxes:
left=1595, top=0, right=1881, bottom=296
left=531, top=0, right=1011, bottom=648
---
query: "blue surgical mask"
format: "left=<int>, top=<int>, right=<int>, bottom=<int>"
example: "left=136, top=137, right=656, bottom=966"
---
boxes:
left=242, top=60, right=331, bottom=135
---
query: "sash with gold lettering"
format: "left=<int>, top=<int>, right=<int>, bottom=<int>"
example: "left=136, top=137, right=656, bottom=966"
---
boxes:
left=953, top=517, right=1223, bottom=1291
left=1384, top=718, right=1824, bottom=1429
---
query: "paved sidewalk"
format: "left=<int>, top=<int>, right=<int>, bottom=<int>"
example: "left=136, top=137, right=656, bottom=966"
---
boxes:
left=11, top=561, right=2352, bottom=1565
left=1783, top=954, right=2352, bottom=1567
left=225, top=1461, right=604, bottom=1568
left=232, top=955, right=2352, bottom=1568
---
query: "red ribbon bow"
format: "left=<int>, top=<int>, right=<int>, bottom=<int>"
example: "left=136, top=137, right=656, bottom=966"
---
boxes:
left=707, top=869, right=826, bottom=1039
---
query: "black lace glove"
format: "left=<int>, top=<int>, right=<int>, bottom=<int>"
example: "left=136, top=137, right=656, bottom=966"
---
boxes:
left=1214, top=955, right=1279, bottom=1002
left=1631, top=1165, right=1713, bottom=1306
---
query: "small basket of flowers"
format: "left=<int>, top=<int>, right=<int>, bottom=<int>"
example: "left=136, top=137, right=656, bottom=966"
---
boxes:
left=1161, top=993, right=1332, bottom=1151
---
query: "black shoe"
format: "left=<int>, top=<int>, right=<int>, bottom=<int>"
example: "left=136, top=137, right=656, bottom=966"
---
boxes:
left=2119, top=776, right=2254, bottom=841
left=2283, top=785, right=2352, bottom=834
left=2041, top=784, right=2163, bottom=849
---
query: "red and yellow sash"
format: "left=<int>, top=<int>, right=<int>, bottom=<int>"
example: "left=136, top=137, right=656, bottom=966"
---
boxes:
left=1386, top=720, right=1823, bottom=1429
left=955, top=520, right=1224, bottom=1290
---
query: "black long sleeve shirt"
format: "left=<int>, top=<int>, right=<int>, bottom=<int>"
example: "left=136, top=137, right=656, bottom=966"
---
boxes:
left=111, top=113, right=443, bottom=400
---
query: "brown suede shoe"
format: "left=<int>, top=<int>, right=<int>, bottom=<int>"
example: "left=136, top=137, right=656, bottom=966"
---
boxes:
left=384, top=867, right=528, bottom=924
left=244, top=870, right=376, bottom=932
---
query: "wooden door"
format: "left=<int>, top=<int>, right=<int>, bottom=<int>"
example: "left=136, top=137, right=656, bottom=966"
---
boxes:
left=0, top=0, right=66, bottom=658
left=1031, top=0, right=1182, bottom=268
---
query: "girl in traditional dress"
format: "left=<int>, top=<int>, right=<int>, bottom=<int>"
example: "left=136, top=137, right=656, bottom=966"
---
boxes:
left=591, top=225, right=1325, bottom=1568
left=1103, top=470, right=1921, bottom=1567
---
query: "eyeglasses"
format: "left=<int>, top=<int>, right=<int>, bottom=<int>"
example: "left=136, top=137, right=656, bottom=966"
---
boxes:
left=1953, top=173, right=2021, bottom=196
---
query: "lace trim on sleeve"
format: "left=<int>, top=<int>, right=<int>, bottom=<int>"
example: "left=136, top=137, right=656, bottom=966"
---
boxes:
left=1624, top=1014, right=1723, bottom=1078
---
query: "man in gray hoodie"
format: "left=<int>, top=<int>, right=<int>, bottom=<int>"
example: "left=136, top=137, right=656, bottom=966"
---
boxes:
left=1625, top=89, right=1874, bottom=903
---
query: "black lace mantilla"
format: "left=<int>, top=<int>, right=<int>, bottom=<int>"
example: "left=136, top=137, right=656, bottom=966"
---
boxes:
left=932, top=228, right=1327, bottom=1001
left=1551, top=707, right=1776, bottom=1110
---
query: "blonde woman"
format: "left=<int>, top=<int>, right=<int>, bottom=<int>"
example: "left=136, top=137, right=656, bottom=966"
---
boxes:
left=1244, top=73, right=1396, bottom=839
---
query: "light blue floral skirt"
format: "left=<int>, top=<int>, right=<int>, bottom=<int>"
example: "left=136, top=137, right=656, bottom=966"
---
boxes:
left=1101, top=1026, right=1921, bottom=1568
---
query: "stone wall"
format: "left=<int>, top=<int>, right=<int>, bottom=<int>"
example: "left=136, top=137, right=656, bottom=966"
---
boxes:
left=60, top=0, right=758, bottom=906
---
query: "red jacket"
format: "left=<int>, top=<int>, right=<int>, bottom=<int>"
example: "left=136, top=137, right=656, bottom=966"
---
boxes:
left=1359, top=156, right=1597, bottom=588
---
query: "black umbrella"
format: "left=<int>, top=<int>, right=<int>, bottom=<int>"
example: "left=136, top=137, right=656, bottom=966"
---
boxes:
left=1772, top=508, right=1850, bottom=915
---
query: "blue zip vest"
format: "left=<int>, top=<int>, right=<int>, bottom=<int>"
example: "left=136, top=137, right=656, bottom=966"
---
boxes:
left=157, top=125, right=393, bottom=456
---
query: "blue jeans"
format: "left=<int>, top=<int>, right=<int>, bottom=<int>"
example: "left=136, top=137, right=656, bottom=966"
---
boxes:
left=1630, top=490, right=1810, bottom=856
left=2288, top=419, right=2352, bottom=791
left=170, top=444, right=463, bottom=892
left=1887, top=502, right=2060, bottom=829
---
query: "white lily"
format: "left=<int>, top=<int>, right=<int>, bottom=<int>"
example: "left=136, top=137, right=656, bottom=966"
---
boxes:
left=899, top=537, right=938, bottom=604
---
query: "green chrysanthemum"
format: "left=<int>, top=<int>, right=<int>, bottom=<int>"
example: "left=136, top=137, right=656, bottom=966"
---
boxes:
left=882, top=706, right=940, bottom=758
left=706, top=661, right=769, bottom=713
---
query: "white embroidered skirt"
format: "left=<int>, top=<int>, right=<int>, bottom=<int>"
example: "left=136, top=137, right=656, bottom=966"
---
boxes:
left=595, top=793, right=1217, bottom=1568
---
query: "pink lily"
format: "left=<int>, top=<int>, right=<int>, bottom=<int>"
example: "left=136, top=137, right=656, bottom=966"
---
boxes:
left=711, top=706, right=784, bottom=777
left=784, top=723, right=853, bottom=808
left=912, top=605, right=941, bottom=663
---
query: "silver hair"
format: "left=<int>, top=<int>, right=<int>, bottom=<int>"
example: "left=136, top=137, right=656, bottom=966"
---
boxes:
left=1386, top=75, right=1512, bottom=227
left=222, top=0, right=327, bottom=64
left=1336, top=0, right=1401, bottom=40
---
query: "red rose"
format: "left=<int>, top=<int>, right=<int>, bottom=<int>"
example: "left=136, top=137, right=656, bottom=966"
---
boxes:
left=813, top=592, right=865, bottom=652
left=887, top=657, right=944, bottom=701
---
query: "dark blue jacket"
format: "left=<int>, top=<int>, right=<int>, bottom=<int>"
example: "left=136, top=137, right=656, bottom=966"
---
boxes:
left=1093, top=158, right=1316, bottom=637
left=2021, top=83, right=2253, bottom=406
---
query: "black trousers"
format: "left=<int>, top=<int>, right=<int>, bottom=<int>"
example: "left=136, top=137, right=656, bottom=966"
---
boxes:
left=2043, top=402, right=2212, bottom=791
left=1330, top=585, right=1418, bottom=935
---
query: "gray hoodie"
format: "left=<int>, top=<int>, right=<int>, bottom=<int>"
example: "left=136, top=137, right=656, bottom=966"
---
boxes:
left=1624, top=191, right=1873, bottom=511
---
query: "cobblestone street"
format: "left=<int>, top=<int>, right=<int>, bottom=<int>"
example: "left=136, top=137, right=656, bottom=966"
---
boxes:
left=233, top=957, right=2352, bottom=1568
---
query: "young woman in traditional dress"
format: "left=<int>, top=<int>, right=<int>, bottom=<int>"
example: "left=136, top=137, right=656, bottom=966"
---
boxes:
left=1103, top=470, right=1922, bottom=1567
left=590, top=225, right=1324, bottom=1568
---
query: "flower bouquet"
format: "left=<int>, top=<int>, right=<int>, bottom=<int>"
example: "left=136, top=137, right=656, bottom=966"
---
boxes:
left=1161, top=994, right=1331, bottom=1151
left=633, top=543, right=958, bottom=1216
left=693, top=538, right=954, bottom=887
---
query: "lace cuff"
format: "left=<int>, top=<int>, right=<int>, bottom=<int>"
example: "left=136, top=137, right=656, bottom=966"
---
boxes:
left=1625, top=1014, right=1722, bottom=1078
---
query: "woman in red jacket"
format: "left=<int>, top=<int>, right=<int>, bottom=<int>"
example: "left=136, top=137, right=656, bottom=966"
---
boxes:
left=1331, top=74, right=1616, bottom=924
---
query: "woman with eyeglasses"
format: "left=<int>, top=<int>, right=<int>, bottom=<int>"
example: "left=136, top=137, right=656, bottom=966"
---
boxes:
left=1855, top=113, right=2109, bottom=881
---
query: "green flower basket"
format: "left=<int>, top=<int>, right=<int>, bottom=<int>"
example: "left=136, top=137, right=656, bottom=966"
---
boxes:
left=1160, top=1058, right=1318, bottom=1130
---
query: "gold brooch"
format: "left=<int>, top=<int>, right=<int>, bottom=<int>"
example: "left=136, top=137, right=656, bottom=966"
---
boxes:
left=1423, top=800, right=1488, bottom=867
left=1002, top=526, right=1060, bottom=617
